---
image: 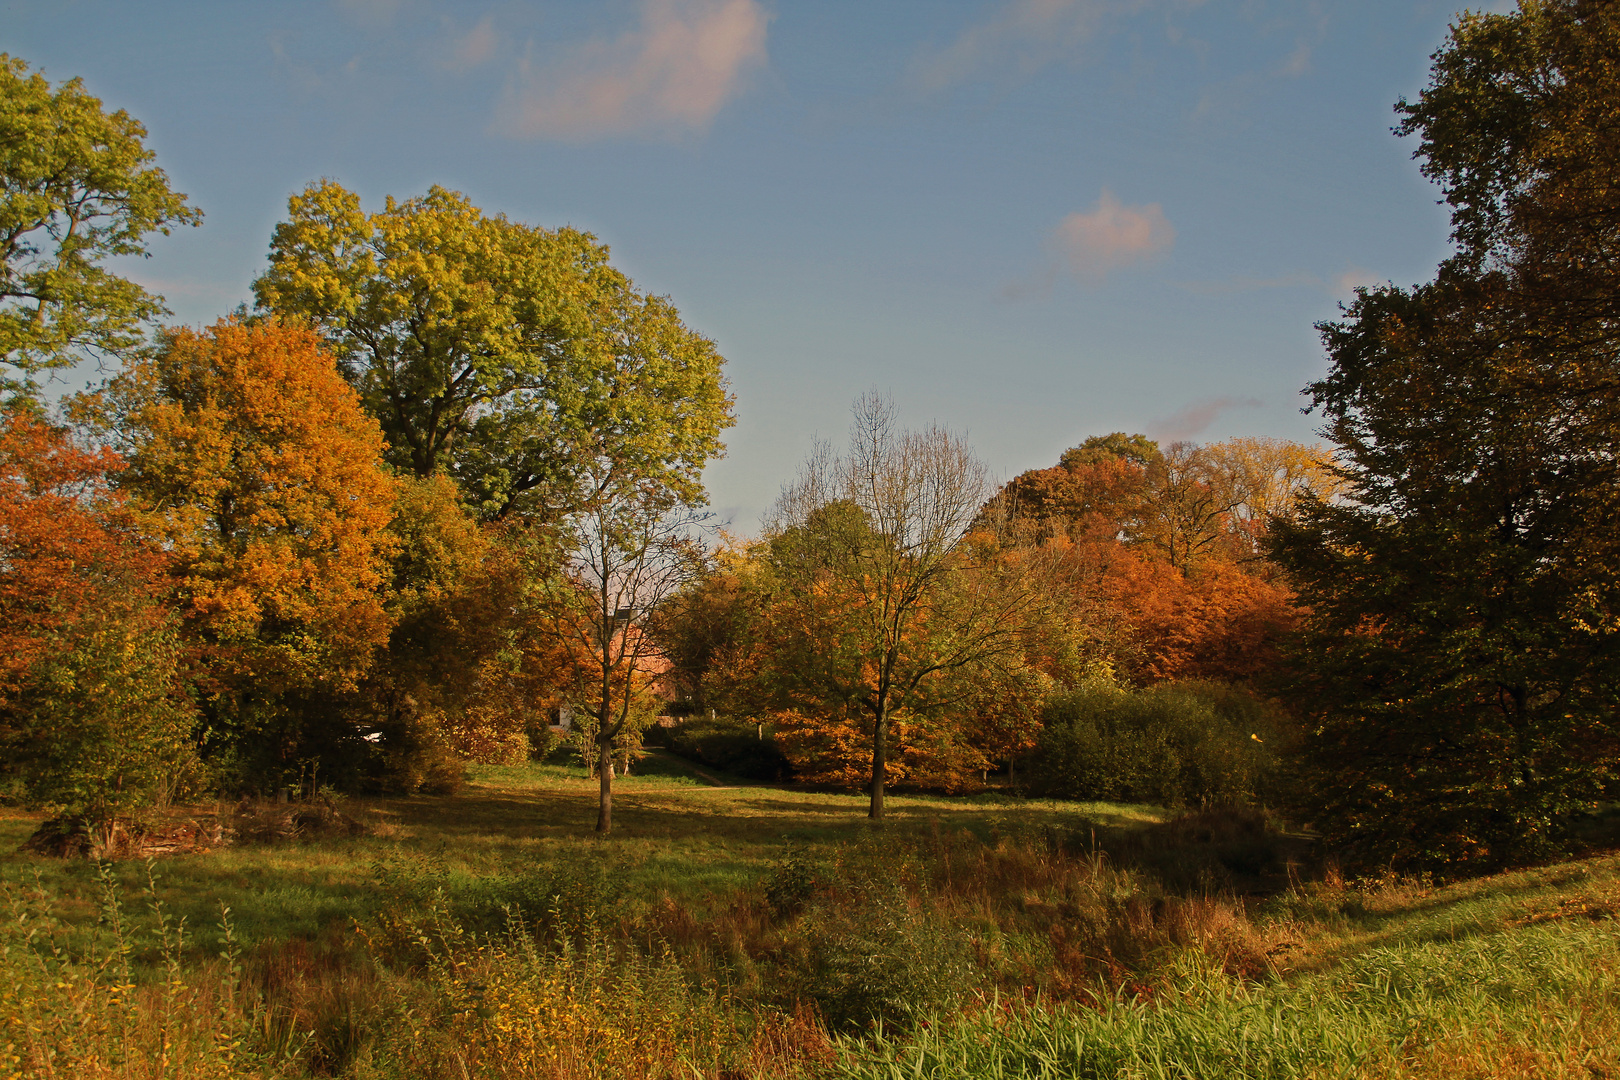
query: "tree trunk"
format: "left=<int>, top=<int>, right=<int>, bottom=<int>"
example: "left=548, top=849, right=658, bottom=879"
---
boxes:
left=869, top=709, right=887, bottom=819
left=596, top=736, right=613, bottom=834
left=596, top=636, right=614, bottom=833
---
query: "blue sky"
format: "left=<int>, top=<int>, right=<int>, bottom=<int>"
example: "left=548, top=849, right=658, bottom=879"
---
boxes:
left=3, top=0, right=1504, bottom=529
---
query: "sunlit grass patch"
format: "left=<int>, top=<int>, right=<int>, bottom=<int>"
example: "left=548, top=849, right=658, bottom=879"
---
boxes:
left=836, top=918, right=1620, bottom=1080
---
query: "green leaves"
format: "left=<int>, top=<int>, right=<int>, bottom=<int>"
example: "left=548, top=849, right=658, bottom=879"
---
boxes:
left=0, top=54, right=201, bottom=403
left=254, top=180, right=732, bottom=522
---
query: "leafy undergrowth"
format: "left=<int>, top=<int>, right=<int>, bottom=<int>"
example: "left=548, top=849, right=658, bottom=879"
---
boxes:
left=1, top=764, right=1617, bottom=1078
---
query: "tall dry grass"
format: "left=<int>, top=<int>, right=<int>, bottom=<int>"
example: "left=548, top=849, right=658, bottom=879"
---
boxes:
left=6, top=809, right=1614, bottom=1080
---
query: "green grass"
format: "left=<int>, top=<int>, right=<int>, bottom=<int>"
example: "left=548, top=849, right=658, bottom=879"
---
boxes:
left=0, top=755, right=1162, bottom=955
left=840, top=913, right=1620, bottom=1079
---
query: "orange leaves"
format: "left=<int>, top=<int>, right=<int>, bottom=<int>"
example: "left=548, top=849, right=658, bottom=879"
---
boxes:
left=107, top=319, right=399, bottom=691
left=0, top=410, right=195, bottom=816
left=1101, top=548, right=1297, bottom=682
left=992, top=433, right=1312, bottom=687
left=0, top=411, right=161, bottom=704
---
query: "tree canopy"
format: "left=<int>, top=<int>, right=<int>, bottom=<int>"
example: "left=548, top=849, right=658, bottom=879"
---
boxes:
left=0, top=411, right=193, bottom=820
left=0, top=54, right=200, bottom=404
left=1270, top=0, right=1620, bottom=870
left=758, top=394, right=1023, bottom=817
left=253, top=180, right=732, bottom=521
left=95, top=320, right=400, bottom=754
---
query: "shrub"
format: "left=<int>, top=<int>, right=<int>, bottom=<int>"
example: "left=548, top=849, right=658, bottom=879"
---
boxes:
left=441, top=705, right=531, bottom=765
left=1030, top=681, right=1283, bottom=806
left=366, top=893, right=756, bottom=1080
left=371, top=707, right=465, bottom=795
left=665, top=716, right=793, bottom=781
left=794, top=878, right=978, bottom=1035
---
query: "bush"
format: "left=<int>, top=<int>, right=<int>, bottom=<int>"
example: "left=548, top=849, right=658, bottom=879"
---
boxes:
left=1030, top=681, right=1283, bottom=806
left=795, top=879, right=978, bottom=1035
left=372, top=707, right=466, bottom=796
left=664, top=716, right=793, bottom=781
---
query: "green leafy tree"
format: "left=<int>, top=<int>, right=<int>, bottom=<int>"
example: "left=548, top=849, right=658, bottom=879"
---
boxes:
left=253, top=180, right=732, bottom=521
left=1, top=55, right=200, bottom=404
left=1270, top=0, right=1620, bottom=871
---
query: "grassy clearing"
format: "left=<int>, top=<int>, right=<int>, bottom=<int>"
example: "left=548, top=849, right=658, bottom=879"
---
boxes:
left=1, top=758, right=1616, bottom=1079
left=0, top=758, right=1159, bottom=963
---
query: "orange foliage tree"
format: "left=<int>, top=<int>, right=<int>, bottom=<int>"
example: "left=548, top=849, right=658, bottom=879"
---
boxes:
left=988, top=432, right=1328, bottom=687
left=91, top=320, right=399, bottom=786
left=0, top=410, right=194, bottom=819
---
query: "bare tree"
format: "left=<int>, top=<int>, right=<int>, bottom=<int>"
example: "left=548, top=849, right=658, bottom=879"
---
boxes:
left=556, top=479, right=709, bottom=834
left=767, top=392, right=1014, bottom=818
left=1134, top=442, right=1244, bottom=570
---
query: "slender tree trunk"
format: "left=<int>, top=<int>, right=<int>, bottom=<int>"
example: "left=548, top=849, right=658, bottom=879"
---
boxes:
left=596, top=743, right=613, bottom=834
left=869, top=707, right=887, bottom=819
left=596, top=644, right=615, bottom=833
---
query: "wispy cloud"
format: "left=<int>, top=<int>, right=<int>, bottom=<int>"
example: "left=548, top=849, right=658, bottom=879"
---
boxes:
left=1054, top=189, right=1175, bottom=281
left=906, top=0, right=1167, bottom=97
left=1189, top=1, right=1327, bottom=123
left=1333, top=266, right=1382, bottom=296
left=1000, top=189, right=1175, bottom=298
left=1150, top=395, right=1262, bottom=441
left=495, top=0, right=768, bottom=140
left=1277, top=40, right=1312, bottom=78
left=442, top=14, right=498, bottom=74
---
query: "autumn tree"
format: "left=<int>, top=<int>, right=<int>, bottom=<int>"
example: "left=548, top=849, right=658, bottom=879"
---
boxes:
left=1100, top=549, right=1298, bottom=682
left=361, top=474, right=559, bottom=792
left=0, top=409, right=194, bottom=824
left=1132, top=441, right=1246, bottom=570
left=656, top=535, right=767, bottom=718
left=1271, top=0, right=1620, bottom=869
left=988, top=433, right=1323, bottom=686
left=1202, top=437, right=1344, bottom=557
left=92, top=319, right=398, bottom=787
left=997, top=432, right=1158, bottom=544
left=763, top=394, right=1023, bottom=817
left=1, top=54, right=200, bottom=405
left=252, top=180, right=732, bottom=522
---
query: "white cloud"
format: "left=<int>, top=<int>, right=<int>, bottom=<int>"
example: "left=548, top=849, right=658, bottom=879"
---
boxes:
left=1053, top=189, right=1175, bottom=281
left=1278, top=41, right=1311, bottom=78
left=496, top=0, right=768, bottom=140
left=443, top=14, right=498, bottom=74
left=906, top=0, right=1173, bottom=96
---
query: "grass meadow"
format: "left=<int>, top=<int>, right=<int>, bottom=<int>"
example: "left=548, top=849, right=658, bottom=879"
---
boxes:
left=1, top=753, right=1617, bottom=1079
